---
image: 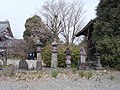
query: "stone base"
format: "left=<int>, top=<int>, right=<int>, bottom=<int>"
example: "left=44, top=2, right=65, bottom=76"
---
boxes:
left=80, top=63, right=88, bottom=70
left=66, top=60, right=71, bottom=64
left=36, top=61, right=42, bottom=70
left=51, top=53, right=58, bottom=68
left=66, top=64, right=71, bottom=68
left=66, top=60, right=71, bottom=68
left=95, top=67, right=103, bottom=70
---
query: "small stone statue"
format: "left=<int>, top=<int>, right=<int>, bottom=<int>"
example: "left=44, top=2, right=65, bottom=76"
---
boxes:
left=80, top=47, right=86, bottom=63
left=65, top=48, right=71, bottom=67
left=79, top=47, right=87, bottom=69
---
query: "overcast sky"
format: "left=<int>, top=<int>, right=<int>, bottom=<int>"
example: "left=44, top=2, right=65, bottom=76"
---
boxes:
left=0, top=0, right=99, bottom=39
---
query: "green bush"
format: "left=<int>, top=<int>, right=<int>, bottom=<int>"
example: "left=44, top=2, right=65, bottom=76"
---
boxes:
left=58, top=53, right=66, bottom=67
left=42, top=44, right=66, bottom=67
left=51, top=70, right=58, bottom=78
left=59, top=45, right=80, bottom=68
left=42, top=44, right=51, bottom=67
left=42, top=44, right=80, bottom=68
left=71, top=47, right=80, bottom=68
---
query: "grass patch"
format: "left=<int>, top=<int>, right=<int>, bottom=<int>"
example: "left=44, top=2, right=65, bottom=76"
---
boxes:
left=79, top=71, right=93, bottom=79
left=79, top=71, right=85, bottom=78
left=72, top=68, right=77, bottom=74
left=109, top=75, right=115, bottom=80
left=1, top=66, right=16, bottom=77
left=51, top=70, right=58, bottom=78
left=85, top=71, right=93, bottom=79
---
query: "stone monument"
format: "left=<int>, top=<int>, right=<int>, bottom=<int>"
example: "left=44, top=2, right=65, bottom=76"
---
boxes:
left=95, top=53, right=103, bottom=70
left=79, top=47, right=87, bottom=70
left=19, top=59, right=29, bottom=70
left=51, top=38, right=58, bottom=68
left=65, top=48, right=71, bottom=68
left=35, top=37, right=43, bottom=70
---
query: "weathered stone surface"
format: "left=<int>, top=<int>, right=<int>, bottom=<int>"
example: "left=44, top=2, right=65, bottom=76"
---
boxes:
left=18, top=60, right=28, bottom=70
left=95, top=60, right=103, bottom=70
left=65, top=55, right=71, bottom=68
left=51, top=38, right=58, bottom=68
left=35, top=37, right=43, bottom=70
left=95, top=53, right=103, bottom=70
left=51, top=53, right=58, bottom=68
left=36, top=53, right=42, bottom=70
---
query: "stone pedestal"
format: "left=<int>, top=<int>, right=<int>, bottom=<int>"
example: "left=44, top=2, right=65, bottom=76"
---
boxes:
left=35, top=39, right=43, bottom=70
left=51, top=53, right=58, bottom=68
left=36, top=53, right=42, bottom=70
left=80, top=63, right=88, bottom=70
left=66, top=55, right=71, bottom=68
left=51, top=38, right=58, bottom=68
left=95, top=53, right=103, bottom=70
left=66, top=61, right=71, bottom=68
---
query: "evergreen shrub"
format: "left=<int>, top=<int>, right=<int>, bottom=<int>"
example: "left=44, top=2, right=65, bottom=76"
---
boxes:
left=42, top=44, right=51, bottom=67
left=42, top=44, right=80, bottom=68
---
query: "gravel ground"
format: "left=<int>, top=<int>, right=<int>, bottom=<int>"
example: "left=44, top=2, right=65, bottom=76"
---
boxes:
left=0, top=70, right=120, bottom=90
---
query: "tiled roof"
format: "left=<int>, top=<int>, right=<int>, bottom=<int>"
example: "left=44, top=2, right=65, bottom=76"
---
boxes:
left=0, top=21, right=9, bottom=32
left=75, top=19, right=96, bottom=37
left=0, top=38, right=24, bottom=48
left=0, top=38, right=14, bottom=48
left=0, top=21, right=23, bottom=54
left=0, top=20, right=14, bottom=38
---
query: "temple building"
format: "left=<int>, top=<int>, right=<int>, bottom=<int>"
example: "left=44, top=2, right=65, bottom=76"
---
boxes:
left=76, top=19, right=96, bottom=61
left=0, top=20, right=24, bottom=58
left=0, top=20, right=14, bottom=51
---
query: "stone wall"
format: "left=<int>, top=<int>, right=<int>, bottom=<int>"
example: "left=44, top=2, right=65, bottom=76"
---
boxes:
left=0, top=59, right=38, bottom=69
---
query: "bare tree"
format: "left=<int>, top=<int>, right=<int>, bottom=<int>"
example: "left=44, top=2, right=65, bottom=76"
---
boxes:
left=41, top=0, right=84, bottom=45
left=41, top=0, right=63, bottom=39
left=11, top=39, right=26, bottom=58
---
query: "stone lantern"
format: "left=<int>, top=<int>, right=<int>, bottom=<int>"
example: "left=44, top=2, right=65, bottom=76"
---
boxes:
left=35, top=37, right=43, bottom=70
left=51, top=38, right=58, bottom=68
left=95, top=53, right=103, bottom=70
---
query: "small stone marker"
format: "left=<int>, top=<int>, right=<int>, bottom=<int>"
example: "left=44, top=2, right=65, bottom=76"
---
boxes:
left=19, top=59, right=28, bottom=70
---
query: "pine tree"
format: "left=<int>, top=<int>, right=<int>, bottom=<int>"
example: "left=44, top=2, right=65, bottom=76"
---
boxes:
left=93, top=0, right=120, bottom=69
left=23, top=15, right=52, bottom=50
